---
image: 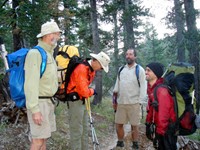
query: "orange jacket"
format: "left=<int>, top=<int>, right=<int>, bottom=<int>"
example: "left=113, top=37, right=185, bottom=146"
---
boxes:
left=66, top=63, right=95, bottom=99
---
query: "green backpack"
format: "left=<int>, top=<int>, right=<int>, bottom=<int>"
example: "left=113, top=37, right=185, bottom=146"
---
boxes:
left=154, top=62, right=197, bottom=136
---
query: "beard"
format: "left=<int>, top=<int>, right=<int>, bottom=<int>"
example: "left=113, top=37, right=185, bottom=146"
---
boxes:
left=51, top=37, right=58, bottom=46
left=126, top=58, right=134, bottom=65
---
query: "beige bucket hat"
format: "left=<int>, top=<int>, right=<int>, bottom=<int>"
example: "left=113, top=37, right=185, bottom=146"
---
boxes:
left=37, top=21, right=62, bottom=38
left=90, top=51, right=110, bottom=73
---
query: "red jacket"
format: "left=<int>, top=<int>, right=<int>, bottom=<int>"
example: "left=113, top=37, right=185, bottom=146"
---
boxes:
left=66, top=63, right=95, bottom=99
left=146, top=78, right=176, bottom=135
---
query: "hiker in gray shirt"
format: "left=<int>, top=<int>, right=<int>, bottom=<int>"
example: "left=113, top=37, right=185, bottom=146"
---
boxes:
left=113, top=48, right=147, bottom=149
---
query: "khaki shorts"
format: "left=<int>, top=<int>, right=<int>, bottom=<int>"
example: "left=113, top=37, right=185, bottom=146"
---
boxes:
left=115, top=103, right=141, bottom=125
left=27, top=101, right=56, bottom=139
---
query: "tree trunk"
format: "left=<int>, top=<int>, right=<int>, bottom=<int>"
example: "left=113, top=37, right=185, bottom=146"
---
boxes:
left=174, top=0, right=185, bottom=62
left=113, top=10, right=119, bottom=74
left=123, top=0, right=135, bottom=50
left=90, top=0, right=102, bottom=105
left=184, top=0, right=200, bottom=114
left=12, top=0, right=24, bottom=51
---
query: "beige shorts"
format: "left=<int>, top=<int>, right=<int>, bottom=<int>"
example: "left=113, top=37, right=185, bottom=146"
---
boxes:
left=27, top=101, right=56, bottom=139
left=115, top=103, right=141, bottom=125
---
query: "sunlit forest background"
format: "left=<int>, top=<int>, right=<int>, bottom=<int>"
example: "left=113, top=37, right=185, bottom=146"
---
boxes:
left=0, top=0, right=200, bottom=111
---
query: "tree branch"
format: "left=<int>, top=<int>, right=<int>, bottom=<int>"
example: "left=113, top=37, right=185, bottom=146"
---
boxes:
left=1, top=0, right=9, bottom=8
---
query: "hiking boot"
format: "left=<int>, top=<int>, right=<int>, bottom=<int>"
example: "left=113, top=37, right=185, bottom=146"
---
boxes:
left=132, top=141, right=139, bottom=150
left=116, top=141, right=124, bottom=147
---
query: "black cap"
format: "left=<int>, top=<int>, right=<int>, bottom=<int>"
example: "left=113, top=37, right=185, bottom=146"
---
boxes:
left=146, top=62, right=164, bottom=78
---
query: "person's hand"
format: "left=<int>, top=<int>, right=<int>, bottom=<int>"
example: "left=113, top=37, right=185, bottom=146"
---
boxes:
left=145, top=122, right=154, bottom=141
left=153, top=134, right=159, bottom=149
left=165, top=122, right=176, bottom=135
left=113, top=103, right=117, bottom=112
left=93, top=89, right=98, bottom=95
left=112, top=92, right=118, bottom=112
left=32, top=112, right=43, bottom=126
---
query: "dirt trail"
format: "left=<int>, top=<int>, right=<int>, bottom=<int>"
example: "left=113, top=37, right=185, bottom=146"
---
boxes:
left=101, top=124, right=154, bottom=150
left=1, top=96, right=199, bottom=150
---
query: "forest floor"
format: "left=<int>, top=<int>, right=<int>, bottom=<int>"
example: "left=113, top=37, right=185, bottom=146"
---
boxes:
left=0, top=99, right=153, bottom=150
left=0, top=115, right=153, bottom=150
left=0, top=96, right=200, bottom=150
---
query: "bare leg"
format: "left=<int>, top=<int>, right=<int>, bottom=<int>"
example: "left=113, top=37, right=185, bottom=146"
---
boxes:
left=30, top=138, right=46, bottom=150
left=131, top=125, right=139, bottom=149
left=131, top=125, right=139, bottom=141
left=40, top=139, right=47, bottom=150
left=116, top=123, right=124, bottom=140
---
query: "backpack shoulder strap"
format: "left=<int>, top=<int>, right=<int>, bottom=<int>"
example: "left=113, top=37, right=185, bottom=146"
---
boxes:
left=152, top=84, right=168, bottom=111
left=153, top=84, right=176, bottom=111
left=118, top=65, right=125, bottom=80
left=135, top=64, right=140, bottom=87
left=34, top=46, right=47, bottom=78
left=57, top=45, right=70, bottom=59
left=154, top=84, right=169, bottom=101
left=64, top=57, right=86, bottom=90
left=83, top=58, right=92, bottom=69
left=118, top=64, right=140, bottom=87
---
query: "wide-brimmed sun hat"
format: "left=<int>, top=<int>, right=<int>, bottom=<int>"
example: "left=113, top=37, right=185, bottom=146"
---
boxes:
left=90, top=52, right=110, bottom=73
left=36, top=21, right=62, bottom=38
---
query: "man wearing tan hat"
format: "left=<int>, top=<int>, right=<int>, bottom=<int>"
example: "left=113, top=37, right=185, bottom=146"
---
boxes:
left=24, top=21, right=61, bottom=150
left=66, top=51, right=110, bottom=150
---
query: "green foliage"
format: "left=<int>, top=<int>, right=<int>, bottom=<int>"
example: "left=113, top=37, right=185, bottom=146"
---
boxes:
left=0, top=123, right=7, bottom=132
left=91, top=97, right=114, bottom=123
left=50, top=103, right=69, bottom=148
left=103, top=71, right=116, bottom=96
left=0, top=73, right=4, bottom=80
left=0, top=59, right=4, bottom=68
left=187, top=129, right=200, bottom=141
left=17, top=0, right=62, bottom=46
left=137, top=24, right=177, bottom=67
left=1, top=0, right=199, bottom=106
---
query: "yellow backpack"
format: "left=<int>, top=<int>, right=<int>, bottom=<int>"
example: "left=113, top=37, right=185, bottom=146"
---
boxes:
left=56, top=45, right=80, bottom=68
left=55, top=45, right=80, bottom=102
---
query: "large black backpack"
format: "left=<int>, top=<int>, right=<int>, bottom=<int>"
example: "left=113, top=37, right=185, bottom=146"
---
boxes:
left=54, top=55, right=89, bottom=102
left=154, top=62, right=197, bottom=136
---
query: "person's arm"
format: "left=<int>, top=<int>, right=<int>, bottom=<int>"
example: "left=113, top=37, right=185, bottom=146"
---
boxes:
left=113, top=74, right=119, bottom=94
left=156, top=87, right=174, bottom=135
left=112, top=92, right=118, bottom=112
left=145, top=95, right=154, bottom=140
left=146, top=97, right=153, bottom=123
left=139, top=67, right=148, bottom=104
left=73, top=65, right=94, bottom=98
left=24, top=50, right=41, bottom=113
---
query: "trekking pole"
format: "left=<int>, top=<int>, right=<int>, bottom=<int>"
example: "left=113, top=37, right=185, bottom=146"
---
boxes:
left=141, top=104, right=144, bottom=119
left=112, top=93, right=117, bottom=131
left=85, top=98, right=100, bottom=150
